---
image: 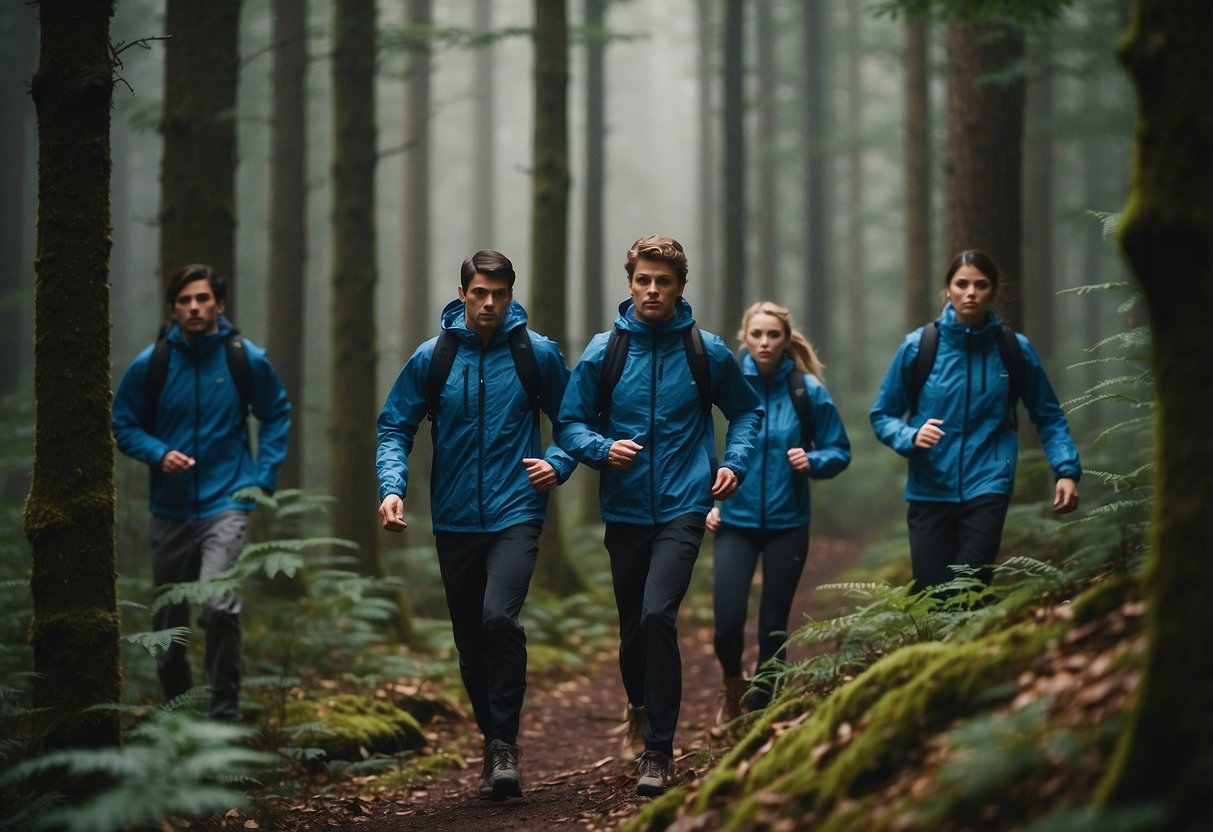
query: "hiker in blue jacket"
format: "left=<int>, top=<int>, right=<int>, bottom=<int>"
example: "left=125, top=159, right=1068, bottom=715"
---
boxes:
left=870, top=249, right=1080, bottom=594
left=705, top=301, right=850, bottom=731
left=376, top=250, right=575, bottom=802
left=558, top=235, right=763, bottom=796
left=113, top=264, right=292, bottom=720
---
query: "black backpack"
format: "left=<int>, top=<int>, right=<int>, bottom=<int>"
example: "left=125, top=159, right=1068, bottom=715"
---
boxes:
left=909, top=321, right=1025, bottom=419
left=596, top=326, right=712, bottom=419
left=143, top=330, right=253, bottom=432
left=785, top=371, right=814, bottom=449
left=425, top=326, right=542, bottom=420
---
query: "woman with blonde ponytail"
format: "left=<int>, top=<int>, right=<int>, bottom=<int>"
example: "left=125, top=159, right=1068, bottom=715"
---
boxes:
left=707, top=302, right=850, bottom=732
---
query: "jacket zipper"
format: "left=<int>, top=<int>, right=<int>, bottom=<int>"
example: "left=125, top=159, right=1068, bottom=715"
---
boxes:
left=959, top=332, right=972, bottom=501
left=477, top=352, right=486, bottom=529
left=649, top=341, right=658, bottom=524
left=192, top=344, right=201, bottom=519
left=761, top=376, right=770, bottom=527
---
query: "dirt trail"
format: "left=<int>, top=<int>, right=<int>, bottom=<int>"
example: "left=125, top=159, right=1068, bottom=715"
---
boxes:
left=270, top=536, right=864, bottom=832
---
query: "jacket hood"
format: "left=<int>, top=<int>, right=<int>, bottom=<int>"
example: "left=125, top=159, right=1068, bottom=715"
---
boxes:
left=739, top=350, right=797, bottom=384
left=939, top=304, right=1001, bottom=340
left=440, top=298, right=529, bottom=345
left=614, top=297, right=696, bottom=337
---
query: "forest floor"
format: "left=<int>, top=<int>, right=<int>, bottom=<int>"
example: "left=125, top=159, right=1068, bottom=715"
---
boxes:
left=211, top=536, right=865, bottom=832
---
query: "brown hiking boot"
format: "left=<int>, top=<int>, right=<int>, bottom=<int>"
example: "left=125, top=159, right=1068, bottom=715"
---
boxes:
left=612, top=703, right=645, bottom=761
left=710, top=675, right=748, bottom=738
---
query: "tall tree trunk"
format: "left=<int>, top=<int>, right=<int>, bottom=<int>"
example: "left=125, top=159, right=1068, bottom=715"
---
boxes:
left=0, top=2, right=37, bottom=398
left=720, top=0, right=745, bottom=328
left=329, top=0, right=388, bottom=583
left=944, top=18, right=1026, bottom=330
left=582, top=0, right=607, bottom=340
left=844, top=0, right=866, bottom=392
left=903, top=15, right=933, bottom=328
left=159, top=0, right=241, bottom=316
left=695, top=0, right=718, bottom=329
left=1097, top=2, right=1213, bottom=827
left=402, top=0, right=432, bottom=351
left=26, top=0, right=120, bottom=752
left=754, top=0, right=777, bottom=302
left=804, top=0, right=831, bottom=355
left=268, top=0, right=307, bottom=492
left=529, top=0, right=585, bottom=596
left=470, top=0, right=494, bottom=248
left=1022, top=27, right=1054, bottom=354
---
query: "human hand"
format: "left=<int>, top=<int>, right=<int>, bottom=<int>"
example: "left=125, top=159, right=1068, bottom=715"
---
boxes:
left=787, top=447, right=810, bottom=472
left=1053, top=478, right=1079, bottom=514
left=608, top=439, right=644, bottom=470
left=913, top=418, right=945, bottom=450
left=711, top=466, right=740, bottom=500
left=160, top=450, right=195, bottom=475
left=379, top=494, right=407, bottom=532
left=522, top=458, right=558, bottom=493
left=706, top=507, right=722, bottom=532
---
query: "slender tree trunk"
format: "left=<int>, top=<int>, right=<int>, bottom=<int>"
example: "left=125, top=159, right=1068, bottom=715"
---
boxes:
left=268, top=0, right=307, bottom=492
left=754, top=0, right=777, bottom=302
left=720, top=0, right=745, bottom=328
left=402, top=0, right=432, bottom=351
left=1, top=3, right=37, bottom=397
left=329, top=0, right=387, bottom=581
left=903, top=16, right=933, bottom=328
left=695, top=0, right=718, bottom=328
left=470, top=0, right=494, bottom=248
left=582, top=0, right=607, bottom=340
left=944, top=18, right=1026, bottom=330
left=1022, top=27, right=1054, bottom=354
left=529, top=0, right=585, bottom=596
left=26, top=0, right=120, bottom=752
left=845, top=0, right=865, bottom=392
left=159, top=0, right=241, bottom=315
left=1097, top=2, right=1213, bottom=827
left=804, top=0, right=831, bottom=354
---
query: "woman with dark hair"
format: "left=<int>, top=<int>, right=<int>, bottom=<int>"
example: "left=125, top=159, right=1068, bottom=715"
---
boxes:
left=706, top=301, right=850, bottom=730
left=870, top=249, right=1081, bottom=595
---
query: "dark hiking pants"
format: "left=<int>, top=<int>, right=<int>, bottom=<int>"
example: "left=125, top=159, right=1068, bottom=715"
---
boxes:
left=906, top=494, right=1011, bottom=594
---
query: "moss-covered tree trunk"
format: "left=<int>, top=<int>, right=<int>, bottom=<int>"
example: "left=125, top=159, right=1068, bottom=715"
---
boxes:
left=267, top=0, right=307, bottom=493
left=159, top=0, right=240, bottom=316
left=1097, top=2, right=1213, bottom=826
left=26, top=0, right=120, bottom=751
left=529, top=0, right=585, bottom=597
left=903, top=15, right=933, bottom=329
left=944, top=17, right=1025, bottom=329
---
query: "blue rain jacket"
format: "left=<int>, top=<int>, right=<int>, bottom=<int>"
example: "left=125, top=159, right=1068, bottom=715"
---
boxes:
left=112, top=317, right=292, bottom=520
left=870, top=305, right=1081, bottom=503
left=558, top=298, right=763, bottom=525
left=720, top=353, right=850, bottom=529
left=376, top=299, right=576, bottom=533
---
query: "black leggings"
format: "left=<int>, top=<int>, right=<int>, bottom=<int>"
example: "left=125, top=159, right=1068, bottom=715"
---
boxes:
left=712, top=524, right=809, bottom=679
left=906, top=495, right=1010, bottom=593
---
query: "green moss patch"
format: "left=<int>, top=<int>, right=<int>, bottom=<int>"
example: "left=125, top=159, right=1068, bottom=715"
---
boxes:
left=281, top=694, right=426, bottom=761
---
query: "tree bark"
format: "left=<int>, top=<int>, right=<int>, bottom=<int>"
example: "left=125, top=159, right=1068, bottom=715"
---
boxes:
left=529, top=0, right=585, bottom=596
left=903, top=16, right=933, bottom=328
left=944, top=18, right=1026, bottom=330
left=754, top=0, right=777, bottom=302
left=845, top=0, right=866, bottom=393
left=720, top=0, right=745, bottom=329
left=26, top=0, right=120, bottom=751
left=402, top=0, right=432, bottom=352
left=1097, top=2, right=1213, bottom=827
left=582, top=0, right=607, bottom=341
left=695, top=0, right=718, bottom=329
left=470, top=0, right=495, bottom=248
left=804, top=0, right=831, bottom=355
left=159, top=0, right=241, bottom=316
left=267, top=0, right=307, bottom=492
left=1022, top=26, right=1054, bottom=354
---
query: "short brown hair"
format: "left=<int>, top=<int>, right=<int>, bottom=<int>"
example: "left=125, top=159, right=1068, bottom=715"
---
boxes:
left=165, top=264, right=226, bottom=305
left=460, top=249, right=516, bottom=291
left=625, top=235, right=688, bottom=285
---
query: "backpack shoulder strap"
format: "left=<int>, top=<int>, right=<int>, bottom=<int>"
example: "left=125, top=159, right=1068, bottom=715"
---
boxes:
left=996, top=323, right=1026, bottom=411
left=507, top=325, right=543, bottom=412
left=909, top=321, right=939, bottom=416
left=597, top=328, right=630, bottom=419
left=426, top=329, right=460, bottom=419
left=682, top=326, right=712, bottom=413
left=142, top=337, right=172, bottom=431
left=787, top=371, right=813, bottom=448
left=223, top=331, right=254, bottom=419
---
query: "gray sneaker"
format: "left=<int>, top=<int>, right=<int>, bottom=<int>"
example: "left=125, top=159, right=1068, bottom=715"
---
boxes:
left=485, top=739, right=522, bottom=801
left=634, top=750, right=673, bottom=797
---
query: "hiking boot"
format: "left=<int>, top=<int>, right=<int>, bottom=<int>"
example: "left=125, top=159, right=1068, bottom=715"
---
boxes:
left=710, top=675, right=748, bottom=738
left=485, top=739, right=522, bottom=801
left=616, top=704, right=645, bottom=760
left=634, top=750, right=674, bottom=797
left=477, top=745, right=493, bottom=799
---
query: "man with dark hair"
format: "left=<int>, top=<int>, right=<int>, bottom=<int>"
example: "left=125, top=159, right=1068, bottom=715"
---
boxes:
left=113, top=263, right=291, bottom=720
left=558, top=235, right=763, bottom=795
left=376, top=249, right=576, bottom=801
